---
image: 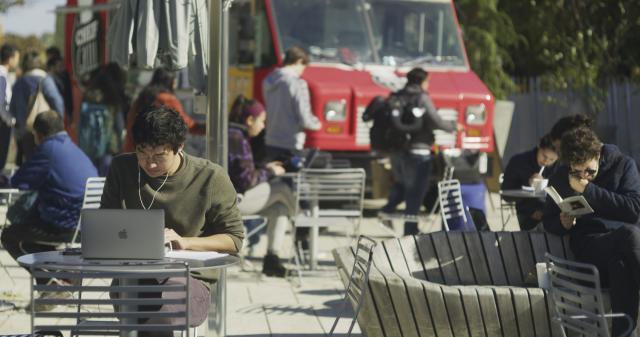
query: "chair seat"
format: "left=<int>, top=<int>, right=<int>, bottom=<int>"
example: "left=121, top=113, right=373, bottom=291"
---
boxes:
left=318, top=209, right=361, bottom=217
left=294, top=211, right=359, bottom=228
left=295, top=216, right=353, bottom=228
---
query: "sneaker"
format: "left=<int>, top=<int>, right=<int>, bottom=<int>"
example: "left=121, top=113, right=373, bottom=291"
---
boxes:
left=262, top=253, right=288, bottom=278
left=27, top=290, right=73, bottom=312
left=378, top=210, right=394, bottom=220
left=26, top=280, right=74, bottom=312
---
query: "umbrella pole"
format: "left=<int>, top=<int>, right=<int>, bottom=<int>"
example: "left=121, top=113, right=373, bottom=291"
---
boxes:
left=207, top=0, right=232, bottom=170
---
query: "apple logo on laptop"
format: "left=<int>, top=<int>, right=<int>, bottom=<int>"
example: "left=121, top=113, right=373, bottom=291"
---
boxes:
left=118, top=229, right=128, bottom=239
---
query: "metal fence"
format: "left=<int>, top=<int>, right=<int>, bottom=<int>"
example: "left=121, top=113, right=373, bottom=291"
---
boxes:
left=503, top=78, right=640, bottom=167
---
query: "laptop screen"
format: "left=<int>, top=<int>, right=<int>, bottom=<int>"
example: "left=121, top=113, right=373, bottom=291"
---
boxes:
left=81, top=209, right=165, bottom=260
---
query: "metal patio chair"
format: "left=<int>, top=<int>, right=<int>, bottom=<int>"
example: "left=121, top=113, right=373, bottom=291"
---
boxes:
left=546, top=253, right=634, bottom=337
left=292, top=168, right=366, bottom=271
left=438, top=179, right=475, bottom=231
left=328, top=235, right=377, bottom=337
left=69, top=177, right=106, bottom=245
left=30, top=261, right=192, bottom=337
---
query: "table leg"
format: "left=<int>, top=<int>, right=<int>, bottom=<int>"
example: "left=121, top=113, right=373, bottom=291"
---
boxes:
left=309, top=224, right=319, bottom=270
left=119, top=278, right=137, bottom=337
left=206, top=268, right=226, bottom=337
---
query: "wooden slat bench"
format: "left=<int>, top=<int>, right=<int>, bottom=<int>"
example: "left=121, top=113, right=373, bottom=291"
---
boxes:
left=332, top=231, right=577, bottom=337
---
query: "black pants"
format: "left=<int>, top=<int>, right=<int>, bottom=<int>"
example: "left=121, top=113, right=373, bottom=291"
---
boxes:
left=570, top=224, right=640, bottom=336
left=0, top=214, right=75, bottom=284
left=0, top=123, right=10, bottom=170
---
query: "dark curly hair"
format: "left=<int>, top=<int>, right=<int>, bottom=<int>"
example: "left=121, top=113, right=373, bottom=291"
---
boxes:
left=132, top=106, right=187, bottom=153
left=550, top=114, right=594, bottom=142
left=560, top=127, right=602, bottom=166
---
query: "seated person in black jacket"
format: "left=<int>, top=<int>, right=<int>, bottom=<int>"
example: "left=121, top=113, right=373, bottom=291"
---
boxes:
left=501, top=134, right=558, bottom=230
left=543, top=127, right=640, bottom=336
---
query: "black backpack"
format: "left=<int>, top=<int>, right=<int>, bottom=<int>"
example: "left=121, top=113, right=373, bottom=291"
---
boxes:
left=363, top=91, right=424, bottom=153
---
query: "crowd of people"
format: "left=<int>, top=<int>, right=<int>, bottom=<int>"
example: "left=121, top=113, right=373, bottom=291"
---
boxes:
left=0, top=44, right=317, bottom=281
left=1, top=43, right=640, bottom=334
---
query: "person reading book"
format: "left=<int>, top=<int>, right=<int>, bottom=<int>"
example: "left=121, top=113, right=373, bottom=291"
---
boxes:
left=543, top=127, right=640, bottom=336
left=501, top=134, right=558, bottom=230
left=544, top=185, right=593, bottom=217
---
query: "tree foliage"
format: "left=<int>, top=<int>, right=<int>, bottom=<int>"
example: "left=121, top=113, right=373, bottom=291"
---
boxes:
left=455, top=0, right=517, bottom=99
left=2, top=33, right=50, bottom=54
left=0, top=0, right=23, bottom=13
left=456, top=0, right=640, bottom=112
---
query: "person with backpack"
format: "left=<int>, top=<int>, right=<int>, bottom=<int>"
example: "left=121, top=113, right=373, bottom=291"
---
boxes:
left=9, top=49, right=65, bottom=165
left=377, top=67, right=462, bottom=235
left=78, top=63, right=130, bottom=176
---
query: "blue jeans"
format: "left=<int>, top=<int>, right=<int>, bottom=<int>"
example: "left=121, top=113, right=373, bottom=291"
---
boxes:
left=382, top=152, right=433, bottom=235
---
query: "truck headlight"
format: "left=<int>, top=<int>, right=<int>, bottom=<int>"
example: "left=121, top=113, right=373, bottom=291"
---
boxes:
left=465, top=104, right=486, bottom=125
left=324, top=100, right=347, bottom=121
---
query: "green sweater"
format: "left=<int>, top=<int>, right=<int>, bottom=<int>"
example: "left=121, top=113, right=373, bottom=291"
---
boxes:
left=101, top=153, right=245, bottom=251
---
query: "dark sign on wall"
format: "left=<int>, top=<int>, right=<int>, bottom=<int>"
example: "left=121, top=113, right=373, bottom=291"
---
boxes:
left=72, top=16, right=101, bottom=82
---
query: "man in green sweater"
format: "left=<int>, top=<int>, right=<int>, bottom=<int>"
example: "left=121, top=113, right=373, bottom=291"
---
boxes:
left=101, top=107, right=244, bottom=336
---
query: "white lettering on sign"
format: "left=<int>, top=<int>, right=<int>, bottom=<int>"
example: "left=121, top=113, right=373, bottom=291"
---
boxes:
left=76, top=40, right=99, bottom=76
left=74, top=20, right=99, bottom=46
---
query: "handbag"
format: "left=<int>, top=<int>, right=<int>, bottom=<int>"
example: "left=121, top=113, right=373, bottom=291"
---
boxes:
left=25, top=78, right=51, bottom=132
left=6, top=191, right=38, bottom=225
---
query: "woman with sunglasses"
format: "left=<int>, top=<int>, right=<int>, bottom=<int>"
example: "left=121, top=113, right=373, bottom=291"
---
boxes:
left=543, top=127, right=640, bottom=336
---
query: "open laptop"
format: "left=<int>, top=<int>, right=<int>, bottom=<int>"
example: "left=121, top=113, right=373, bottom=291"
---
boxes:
left=81, top=209, right=165, bottom=260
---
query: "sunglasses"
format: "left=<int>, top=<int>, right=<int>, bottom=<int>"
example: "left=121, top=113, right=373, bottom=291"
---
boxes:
left=569, top=168, right=598, bottom=178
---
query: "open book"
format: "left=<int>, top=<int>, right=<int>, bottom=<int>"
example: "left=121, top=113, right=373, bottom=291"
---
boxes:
left=544, top=186, right=594, bottom=216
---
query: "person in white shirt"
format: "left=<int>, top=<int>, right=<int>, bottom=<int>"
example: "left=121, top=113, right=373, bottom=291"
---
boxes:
left=0, top=43, right=20, bottom=171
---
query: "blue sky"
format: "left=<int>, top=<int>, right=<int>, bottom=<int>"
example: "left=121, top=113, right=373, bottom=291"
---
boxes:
left=1, top=0, right=67, bottom=36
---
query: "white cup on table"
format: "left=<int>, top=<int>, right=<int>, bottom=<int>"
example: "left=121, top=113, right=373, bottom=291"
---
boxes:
left=532, top=178, right=549, bottom=192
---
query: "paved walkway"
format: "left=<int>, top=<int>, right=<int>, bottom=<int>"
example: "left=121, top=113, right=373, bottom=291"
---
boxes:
left=0, top=193, right=516, bottom=336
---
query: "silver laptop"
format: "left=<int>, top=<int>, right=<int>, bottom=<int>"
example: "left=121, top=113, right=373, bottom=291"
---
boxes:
left=81, top=209, right=165, bottom=260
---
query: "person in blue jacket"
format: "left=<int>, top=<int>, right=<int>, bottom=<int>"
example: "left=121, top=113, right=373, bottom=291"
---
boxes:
left=0, top=110, right=97, bottom=285
left=543, top=127, right=640, bottom=336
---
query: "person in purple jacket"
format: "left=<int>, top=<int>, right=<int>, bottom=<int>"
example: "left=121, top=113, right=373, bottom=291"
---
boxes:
left=543, top=127, right=640, bottom=335
left=228, top=95, right=295, bottom=277
left=1, top=110, right=97, bottom=285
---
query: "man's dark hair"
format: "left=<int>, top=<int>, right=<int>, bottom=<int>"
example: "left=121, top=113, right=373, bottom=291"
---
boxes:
left=282, top=46, right=309, bottom=66
left=538, top=134, right=555, bottom=150
left=45, top=46, right=62, bottom=60
left=46, top=55, right=63, bottom=70
left=149, top=67, right=176, bottom=91
left=21, top=50, right=42, bottom=72
left=0, top=44, right=17, bottom=64
left=550, top=114, right=593, bottom=142
left=406, top=67, right=428, bottom=86
left=132, top=106, right=187, bottom=153
left=33, top=110, right=65, bottom=138
left=561, top=127, right=602, bottom=165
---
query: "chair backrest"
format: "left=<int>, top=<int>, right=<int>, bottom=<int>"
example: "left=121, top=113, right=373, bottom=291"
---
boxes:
left=30, top=261, right=191, bottom=336
left=295, top=168, right=366, bottom=216
left=546, top=253, right=619, bottom=337
left=329, top=235, right=377, bottom=337
left=82, top=177, right=106, bottom=209
left=437, top=179, right=467, bottom=231
left=70, top=177, right=106, bottom=244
